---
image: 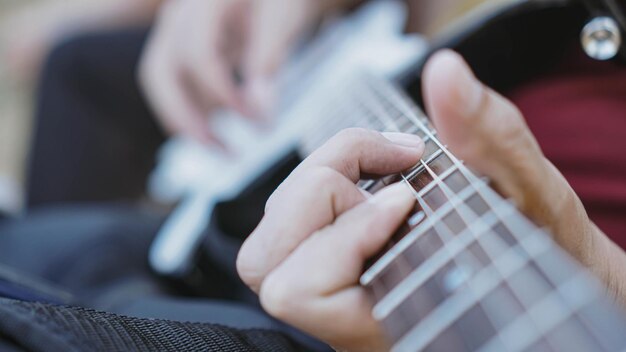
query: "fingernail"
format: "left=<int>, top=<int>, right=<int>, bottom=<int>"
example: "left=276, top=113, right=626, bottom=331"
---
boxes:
left=382, top=132, right=424, bottom=149
left=369, top=182, right=415, bottom=207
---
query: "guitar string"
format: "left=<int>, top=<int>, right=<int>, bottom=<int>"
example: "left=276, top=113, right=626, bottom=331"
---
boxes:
left=419, top=162, right=554, bottom=351
left=356, top=76, right=555, bottom=350
left=368, top=73, right=607, bottom=349
left=299, top=71, right=608, bottom=348
left=393, top=167, right=546, bottom=351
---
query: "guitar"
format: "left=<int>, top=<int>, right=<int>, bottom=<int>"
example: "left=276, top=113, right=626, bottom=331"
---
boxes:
left=148, top=0, right=426, bottom=277
left=317, top=71, right=626, bottom=351
left=289, top=2, right=626, bottom=350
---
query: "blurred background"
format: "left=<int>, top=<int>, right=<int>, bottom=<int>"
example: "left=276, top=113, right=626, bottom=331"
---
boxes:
left=0, top=0, right=34, bottom=212
left=0, top=0, right=496, bottom=215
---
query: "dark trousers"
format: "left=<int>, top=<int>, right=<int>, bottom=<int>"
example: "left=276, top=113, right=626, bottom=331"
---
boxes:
left=9, top=28, right=327, bottom=350
left=26, top=28, right=165, bottom=208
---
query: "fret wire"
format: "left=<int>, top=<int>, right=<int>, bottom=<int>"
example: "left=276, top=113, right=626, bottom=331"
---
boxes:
left=371, top=72, right=576, bottom=295
left=421, top=162, right=554, bottom=350
left=420, top=161, right=549, bottom=350
left=371, top=198, right=508, bottom=320
left=354, top=74, right=611, bottom=351
left=363, top=75, right=585, bottom=349
left=479, top=272, right=601, bottom=352
left=392, top=231, right=552, bottom=352
left=389, top=167, right=533, bottom=351
left=402, top=96, right=599, bottom=347
left=361, top=180, right=487, bottom=286
left=406, top=160, right=458, bottom=195
left=450, top=158, right=606, bottom=345
left=402, top=148, right=444, bottom=182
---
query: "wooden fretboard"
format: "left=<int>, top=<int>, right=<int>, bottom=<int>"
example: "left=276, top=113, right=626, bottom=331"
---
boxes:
left=299, top=72, right=626, bottom=351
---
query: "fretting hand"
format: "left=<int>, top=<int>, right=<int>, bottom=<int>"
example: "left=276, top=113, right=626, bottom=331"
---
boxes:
left=237, top=50, right=626, bottom=351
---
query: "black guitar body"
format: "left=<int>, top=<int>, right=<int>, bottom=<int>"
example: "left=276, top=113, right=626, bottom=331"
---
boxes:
left=401, top=0, right=590, bottom=108
left=194, top=0, right=598, bottom=288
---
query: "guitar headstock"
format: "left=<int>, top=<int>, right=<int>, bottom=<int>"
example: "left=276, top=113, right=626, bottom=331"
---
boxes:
left=580, top=0, right=626, bottom=60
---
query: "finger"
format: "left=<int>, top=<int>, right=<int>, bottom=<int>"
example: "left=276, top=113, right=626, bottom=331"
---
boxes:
left=185, top=0, right=245, bottom=113
left=258, top=183, right=414, bottom=349
left=140, top=28, right=216, bottom=144
left=422, top=50, right=588, bottom=253
left=242, top=0, right=318, bottom=114
left=299, top=128, right=425, bottom=182
left=266, top=128, right=423, bottom=214
left=238, top=129, right=422, bottom=292
left=244, top=0, right=315, bottom=78
left=238, top=167, right=367, bottom=293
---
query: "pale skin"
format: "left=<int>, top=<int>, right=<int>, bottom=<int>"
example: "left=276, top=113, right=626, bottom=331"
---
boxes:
left=237, top=50, right=626, bottom=351
left=138, top=0, right=360, bottom=144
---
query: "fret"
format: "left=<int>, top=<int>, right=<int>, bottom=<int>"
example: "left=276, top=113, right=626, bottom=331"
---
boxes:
left=412, top=165, right=551, bottom=350
left=360, top=181, right=489, bottom=287
left=307, top=72, right=626, bottom=351
left=545, top=317, right=602, bottom=352
left=578, top=297, right=626, bottom=350
left=403, top=148, right=444, bottom=182
left=391, top=231, right=551, bottom=352
left=480, top=272, right=600, bottom=352
left=359, top=174, right=402, bottom=195
left=371, top=208, right=512, bottom=320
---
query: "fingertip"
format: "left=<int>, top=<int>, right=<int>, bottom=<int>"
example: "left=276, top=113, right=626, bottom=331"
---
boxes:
left=368, top=182, right=415, bottom=210
left=382, top=132, right=425, bottom=150
left=423, top=50, right=483, bottom=120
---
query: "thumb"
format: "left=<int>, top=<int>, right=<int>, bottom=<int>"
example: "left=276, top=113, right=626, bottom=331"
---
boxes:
left=422, top=50, right=591, bottom=258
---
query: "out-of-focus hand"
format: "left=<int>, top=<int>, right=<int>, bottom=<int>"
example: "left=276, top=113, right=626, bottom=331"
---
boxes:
left=237, top=49, right=626, bottom=350
left=139, top=0, right=357, bottom=144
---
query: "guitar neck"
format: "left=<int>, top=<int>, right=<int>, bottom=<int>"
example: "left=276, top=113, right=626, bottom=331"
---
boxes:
left=300, top=73, right=626, bottom=351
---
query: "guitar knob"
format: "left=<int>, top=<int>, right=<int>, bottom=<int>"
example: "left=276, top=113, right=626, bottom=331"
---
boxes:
left=581, top=16, right=622, bottom=61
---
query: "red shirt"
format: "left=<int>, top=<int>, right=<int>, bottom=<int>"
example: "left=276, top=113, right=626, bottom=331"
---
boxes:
left=508, top=47, right=626, bottom=249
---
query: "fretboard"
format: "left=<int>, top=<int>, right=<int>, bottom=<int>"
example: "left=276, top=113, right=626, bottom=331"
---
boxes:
left=299, top=73, right=626, bottom=351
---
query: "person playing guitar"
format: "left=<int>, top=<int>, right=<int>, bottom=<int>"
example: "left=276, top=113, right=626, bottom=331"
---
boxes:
left=0, top=0, right=624, bottom=351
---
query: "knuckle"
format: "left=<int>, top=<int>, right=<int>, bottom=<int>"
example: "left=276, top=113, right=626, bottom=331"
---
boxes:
left=259, top=274, right=296, bottom=320
left=331, top=128, right=378, bottom=150
left=236, top=245, right=262, bottom=289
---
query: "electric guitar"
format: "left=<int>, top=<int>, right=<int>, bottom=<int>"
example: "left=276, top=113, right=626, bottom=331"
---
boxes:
left=149, top=0, right=426, bottom=276
left=309, top=71, right=626, bottom=351
left=150, top=0, right=626, bottom=349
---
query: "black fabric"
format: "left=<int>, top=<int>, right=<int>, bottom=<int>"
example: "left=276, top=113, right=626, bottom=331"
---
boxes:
left=26, top=27, right=164, bottom=208
left=400, top=0, right=588, bottom=108
left=0, top=298, right=304, bottom=352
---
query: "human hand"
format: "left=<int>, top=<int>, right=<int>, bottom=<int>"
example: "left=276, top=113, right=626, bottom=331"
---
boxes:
left=139, top=0, right=357, bottom=144
left=238, top=50, right=626, bottom=350
left=237, top=129, right=424, bottom=351
left=422, top=50, right=626, bottom=307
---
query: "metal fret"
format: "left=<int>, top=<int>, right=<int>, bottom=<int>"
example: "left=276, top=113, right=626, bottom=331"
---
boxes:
left=480, top=272, right=601, bottom=352
left=371, top=206, right=510, bottom=320
left=360, top=181, right=488, bottom=286
left=297, top=71, right=626, bottom=351
left=392, top=232, right=551, bottom=352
